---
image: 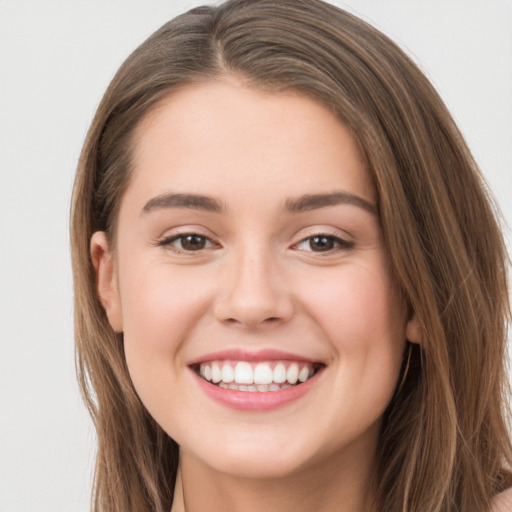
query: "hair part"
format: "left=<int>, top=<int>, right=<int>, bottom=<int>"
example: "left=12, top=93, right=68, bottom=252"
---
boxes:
left=71, top=1, right=511, bottom=510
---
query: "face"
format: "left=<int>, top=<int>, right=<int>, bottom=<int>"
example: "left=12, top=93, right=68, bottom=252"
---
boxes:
left=92, top=80, right=418, bottom=480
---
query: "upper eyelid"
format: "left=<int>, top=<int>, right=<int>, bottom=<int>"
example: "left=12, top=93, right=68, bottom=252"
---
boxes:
left=294, top=234, right=352, bottom=247
left=293, top=228, right=352, bottom=243
left=297, top=233, right=346, bottom=242
left=292, top=222, right=354, bottom=237
left=160, top=233, right=217, bottom=244
left=157, top=225, right=218, bottom=241
left=155, top=227, right=353, bottom=246
left=156, top=235, right=219, bottom=257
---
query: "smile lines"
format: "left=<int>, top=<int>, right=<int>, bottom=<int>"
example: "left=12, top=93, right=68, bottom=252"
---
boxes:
left=196, top=360, right=319, bottom=392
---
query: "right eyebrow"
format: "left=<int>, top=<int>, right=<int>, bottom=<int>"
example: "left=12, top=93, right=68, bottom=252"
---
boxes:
left=141, top=193, right=224, bottom=215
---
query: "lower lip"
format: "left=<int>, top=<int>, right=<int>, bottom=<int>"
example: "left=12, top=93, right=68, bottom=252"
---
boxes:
left=191, top=367, right=324, bottom=411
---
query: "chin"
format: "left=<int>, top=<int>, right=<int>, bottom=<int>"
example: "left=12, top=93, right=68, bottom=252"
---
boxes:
left=179, top=427, right=317, bottom=480
left=208, top=451, right=309, bottom=480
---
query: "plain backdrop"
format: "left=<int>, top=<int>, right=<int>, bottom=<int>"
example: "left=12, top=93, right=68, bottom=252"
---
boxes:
left=0, top=1, right=511, bottom=511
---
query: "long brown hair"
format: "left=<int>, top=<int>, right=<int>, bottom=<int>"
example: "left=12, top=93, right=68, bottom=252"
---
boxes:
left=70, top=1, right=511, bottom=510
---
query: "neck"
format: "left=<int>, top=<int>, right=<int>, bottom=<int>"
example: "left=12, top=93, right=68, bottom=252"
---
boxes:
left=173, top=439, right=378, bottom=512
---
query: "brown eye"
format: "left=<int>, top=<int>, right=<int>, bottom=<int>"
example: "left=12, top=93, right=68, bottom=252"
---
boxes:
left=309, top=236, right=335, bottom=252
left=294, top=234, right=353, bottom=254
left=180, top=235, right=207, bottom=251
left=158, top=233, right=216, bottom=252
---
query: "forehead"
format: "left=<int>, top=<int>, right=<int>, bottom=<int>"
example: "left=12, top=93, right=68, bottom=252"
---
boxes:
left=128, top=79, right=375, bottom=209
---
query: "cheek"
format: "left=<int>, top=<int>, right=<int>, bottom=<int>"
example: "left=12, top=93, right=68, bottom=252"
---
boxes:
left=298, top=263, right=406, bottom=351
left=300, top=265, right=406, bottom=427
left=297, top=262, right=407, bottom=409
left=118, top=262, right=213, bottom=393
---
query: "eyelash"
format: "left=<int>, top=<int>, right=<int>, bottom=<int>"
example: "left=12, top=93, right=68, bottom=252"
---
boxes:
left=157, top=232, right=353, bottom=255
left=293, top=234, right=354, bottom=254
left=157, top=233, right=217, bottom=253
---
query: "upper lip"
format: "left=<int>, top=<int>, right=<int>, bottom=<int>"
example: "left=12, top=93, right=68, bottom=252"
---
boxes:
left=187, top=348, right=323, bottom=366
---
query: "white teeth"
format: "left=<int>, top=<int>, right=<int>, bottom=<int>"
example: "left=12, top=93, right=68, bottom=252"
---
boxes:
left=212, top=381, right=298, bottom=392
left=287, top=363, right=299, bottom=384
left=299, top=366, right=310, bottom=383
left=234, top=362, right=254, bottom=384
left=211, top=362, right=222, bottom=383
left=221, top=363, right=234, bottom=383
left=197, top=359, right=319, bottom=390
left=253, top=363, right=273, bottom=385
left=273, top=363, right=287, bottom=383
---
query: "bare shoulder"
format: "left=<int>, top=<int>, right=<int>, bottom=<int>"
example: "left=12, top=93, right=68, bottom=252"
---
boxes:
left=492, top=487, right=512, bottom=512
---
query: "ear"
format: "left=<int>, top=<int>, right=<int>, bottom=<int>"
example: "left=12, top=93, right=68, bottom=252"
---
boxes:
left=405, top=313, right=422, bottom=345
left=90, top=231, right=123, bottom=332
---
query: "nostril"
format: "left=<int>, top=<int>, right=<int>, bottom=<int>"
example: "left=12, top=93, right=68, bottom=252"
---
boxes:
left=224, top=316, right=280, bottom=326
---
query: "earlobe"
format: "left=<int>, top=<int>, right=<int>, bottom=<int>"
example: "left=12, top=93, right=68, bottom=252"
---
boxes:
left=90, top=231, right=123, bottom=333
left=405, top=313, right=422, bottom=345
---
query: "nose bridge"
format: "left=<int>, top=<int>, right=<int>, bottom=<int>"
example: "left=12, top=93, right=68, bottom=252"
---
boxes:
left=214, top=239, right=293, bottom=328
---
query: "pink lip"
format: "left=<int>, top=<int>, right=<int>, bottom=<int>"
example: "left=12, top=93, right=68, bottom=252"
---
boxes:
left=190, top=365, right=325, bottom=412
left=187, top=348, right=319, bottom=365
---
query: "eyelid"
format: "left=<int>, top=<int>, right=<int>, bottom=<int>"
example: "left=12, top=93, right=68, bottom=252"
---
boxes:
left=291, top=229, right=354, bottom=255
left=156, top=227, right=221, bottom=254
left=163, top=233, right=215, bottom=246
left=154, top=226, right=353, bottom=255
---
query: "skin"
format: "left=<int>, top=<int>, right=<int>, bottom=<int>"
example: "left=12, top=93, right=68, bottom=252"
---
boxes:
left=91, top=79, right=420, bottom=512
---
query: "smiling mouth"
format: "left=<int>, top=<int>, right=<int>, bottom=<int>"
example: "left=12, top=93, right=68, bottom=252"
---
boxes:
left=191, top=360, right=324, bottom=392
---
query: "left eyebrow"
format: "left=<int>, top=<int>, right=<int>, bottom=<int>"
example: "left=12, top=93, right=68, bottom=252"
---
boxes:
left=283, top=192, right=376, bottom=215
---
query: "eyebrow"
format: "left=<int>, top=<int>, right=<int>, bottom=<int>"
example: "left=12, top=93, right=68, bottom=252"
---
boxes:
left=141, top=190, right=376, bottom=216
left=283, top=192, right=376, bottom=214
left=141, top=193, right=224, bottom=215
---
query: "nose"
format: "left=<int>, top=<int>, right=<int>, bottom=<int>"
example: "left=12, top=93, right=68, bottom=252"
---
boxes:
left=213, top=248, right=294, bottom=329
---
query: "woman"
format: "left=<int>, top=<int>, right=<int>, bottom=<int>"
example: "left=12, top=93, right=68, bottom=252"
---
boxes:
left=70, top=1, right=512, bottom=510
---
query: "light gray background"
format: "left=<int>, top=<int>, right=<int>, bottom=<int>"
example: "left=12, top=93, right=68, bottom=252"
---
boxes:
left=1, top=1, right=511, bottom=511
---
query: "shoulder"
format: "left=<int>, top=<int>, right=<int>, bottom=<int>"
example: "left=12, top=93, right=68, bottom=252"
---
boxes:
left=492, top=487, right=512, bottom=512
